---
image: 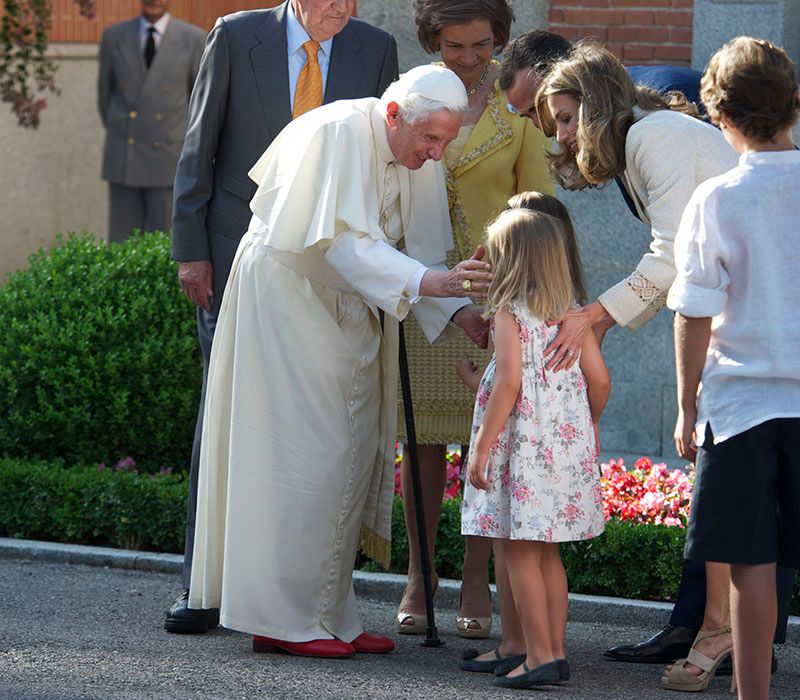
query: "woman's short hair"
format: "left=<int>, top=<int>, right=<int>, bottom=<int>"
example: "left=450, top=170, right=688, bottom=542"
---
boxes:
left=507, top=192, right=588, bottom=306
left=701, top=36, right=800, bottom=142
left=413, top=0, right=514, bottom=54
left=536, top=40, right=699, bottom=190
left=484, top=209, right=575, bottom=322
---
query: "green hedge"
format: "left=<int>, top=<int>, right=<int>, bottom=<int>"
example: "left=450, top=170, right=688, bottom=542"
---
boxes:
left=0, top=232, right=200, bottom=471
left=0, top=460, right=187, bottom=552
left=1, top=459, right=796, bottom=615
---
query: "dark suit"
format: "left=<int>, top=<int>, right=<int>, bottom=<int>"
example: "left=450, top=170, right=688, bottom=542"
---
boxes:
left=98, top=15, right=205, bottom=242
left=624, top=65, right=794, bottom=643
left=171, top=2, right=399, bottom=587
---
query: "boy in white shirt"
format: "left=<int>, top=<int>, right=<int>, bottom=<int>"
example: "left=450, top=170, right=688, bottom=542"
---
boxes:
left=667, top=36, right=800, bottom=700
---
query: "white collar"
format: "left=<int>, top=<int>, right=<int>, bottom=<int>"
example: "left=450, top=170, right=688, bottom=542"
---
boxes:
left=739, top=149, right=800, bottom=167
left=139, top=13, right=170, bottom=35
left=286, top=1, right=334, bottom=60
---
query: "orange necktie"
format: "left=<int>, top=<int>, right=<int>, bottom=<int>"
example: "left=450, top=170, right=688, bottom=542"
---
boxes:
left=292, top=40, right=323, bottom=119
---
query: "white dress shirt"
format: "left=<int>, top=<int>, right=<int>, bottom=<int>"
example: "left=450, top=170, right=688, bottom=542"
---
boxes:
left=667, top=149, right=800, bottom=444
left=286, top=1, right=333, bottom=107
left=139, top=13, right=170, bottom=51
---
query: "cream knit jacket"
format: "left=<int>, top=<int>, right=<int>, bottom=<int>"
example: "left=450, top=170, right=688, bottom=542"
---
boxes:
left=597, top=107, right=737, bottom=330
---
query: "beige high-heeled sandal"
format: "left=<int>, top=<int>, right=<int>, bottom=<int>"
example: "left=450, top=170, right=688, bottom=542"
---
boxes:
left=661, top=626, right=735, bottom=693
left=456, top=590, right=492, bottom=639
left=396, top=576, right=439, bottom=635
left=395, top=610, right=427, bottom=635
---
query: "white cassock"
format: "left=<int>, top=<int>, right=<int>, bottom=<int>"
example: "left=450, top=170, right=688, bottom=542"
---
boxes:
left=188, top=97, right=468, bottom=642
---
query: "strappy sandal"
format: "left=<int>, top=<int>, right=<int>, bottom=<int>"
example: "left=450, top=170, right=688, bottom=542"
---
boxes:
left=661, top=626, right=736, bottom=693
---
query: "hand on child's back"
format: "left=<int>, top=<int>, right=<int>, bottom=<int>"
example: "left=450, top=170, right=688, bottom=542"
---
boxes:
left=456, top=354, right=480, bottom=393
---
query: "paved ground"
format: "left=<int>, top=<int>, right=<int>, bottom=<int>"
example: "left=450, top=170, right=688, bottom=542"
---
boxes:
left=1, top=554, right=798, bottom=700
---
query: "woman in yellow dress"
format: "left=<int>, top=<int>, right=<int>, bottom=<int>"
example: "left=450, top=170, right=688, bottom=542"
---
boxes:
left=397, top=0, right=554, bottom=638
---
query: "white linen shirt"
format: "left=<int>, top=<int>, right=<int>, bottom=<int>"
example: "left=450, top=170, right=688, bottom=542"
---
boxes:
left=667, top=149, right=800, bottom=444
left=286, top=1, right=333, bottom=107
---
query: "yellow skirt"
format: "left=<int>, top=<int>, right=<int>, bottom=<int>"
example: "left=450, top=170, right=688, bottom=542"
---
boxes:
left=397, top=310, right=487, bottom=446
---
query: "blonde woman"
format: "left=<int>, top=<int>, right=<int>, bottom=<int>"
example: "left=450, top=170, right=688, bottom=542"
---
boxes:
left=397, top=0, right=554, bottom=639
left=534, top=41, right=740, bottom=690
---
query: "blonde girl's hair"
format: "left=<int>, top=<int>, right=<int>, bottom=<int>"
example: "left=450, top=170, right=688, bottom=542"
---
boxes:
left=535, top=40, right=701, bottom=190
left=484, top=208, right=575, bottom=321
left=507, top=191, right=588, bottom=305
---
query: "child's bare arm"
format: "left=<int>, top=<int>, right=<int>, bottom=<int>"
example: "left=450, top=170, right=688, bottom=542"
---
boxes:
left=467, top=308, right=521, bottom=490
left=673, top=314, right=712, bottom=461
left=579, top=330, right=611, bottom=424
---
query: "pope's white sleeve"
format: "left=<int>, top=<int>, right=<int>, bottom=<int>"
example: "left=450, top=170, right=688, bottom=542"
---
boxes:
left=324, top=230, right=424, bottom=321
left=411, top=263, right=471, bottom=344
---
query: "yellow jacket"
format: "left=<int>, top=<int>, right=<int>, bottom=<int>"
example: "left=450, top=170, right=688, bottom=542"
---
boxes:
left=446, top=79, right=554, bottom=259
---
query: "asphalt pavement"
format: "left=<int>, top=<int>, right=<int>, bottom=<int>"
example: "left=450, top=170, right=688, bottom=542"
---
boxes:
left=1, top=539, right=797, bottom=700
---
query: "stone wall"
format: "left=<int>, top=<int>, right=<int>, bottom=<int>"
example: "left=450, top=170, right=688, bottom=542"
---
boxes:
left=0, top=44, right=107, bottom=283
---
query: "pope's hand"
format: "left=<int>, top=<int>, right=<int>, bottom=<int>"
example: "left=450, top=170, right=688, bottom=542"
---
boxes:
left=419, top=246, right=492, bottom=300
left=452, top=306, right=489, bottom=349
left=178, top=260, right=213, bottom=312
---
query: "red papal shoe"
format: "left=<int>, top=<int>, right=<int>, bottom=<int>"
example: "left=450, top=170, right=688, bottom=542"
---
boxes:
left=350, top=632, right=395, bottom=654
left=252, top=635, right=355, bottom=658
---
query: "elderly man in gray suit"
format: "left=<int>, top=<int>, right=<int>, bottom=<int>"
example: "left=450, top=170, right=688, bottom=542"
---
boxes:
left=97, top=0, right=205, bottom=243
left=166, top=0, right=399, bottom=635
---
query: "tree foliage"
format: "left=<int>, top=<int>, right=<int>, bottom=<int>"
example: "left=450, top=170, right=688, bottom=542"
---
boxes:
left=1, top=0, right=96, bottom=128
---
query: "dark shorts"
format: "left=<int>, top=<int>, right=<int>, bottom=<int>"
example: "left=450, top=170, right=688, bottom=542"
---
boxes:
left=685, top=418, right=800, bottom=569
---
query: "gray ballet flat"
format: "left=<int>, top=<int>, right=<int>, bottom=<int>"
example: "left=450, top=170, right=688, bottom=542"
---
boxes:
left=493, top=660, right=562, bottom=688
left=460, top=647, right=525, bottom=674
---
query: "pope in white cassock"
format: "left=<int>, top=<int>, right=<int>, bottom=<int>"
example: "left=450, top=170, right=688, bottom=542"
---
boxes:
left=188, top=66, right=493, bottom=659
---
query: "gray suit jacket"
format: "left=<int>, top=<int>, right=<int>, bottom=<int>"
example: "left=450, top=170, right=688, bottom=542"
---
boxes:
left=98, top=16, right=206, bottom=188
left=170, top=3, right=399, bottom=262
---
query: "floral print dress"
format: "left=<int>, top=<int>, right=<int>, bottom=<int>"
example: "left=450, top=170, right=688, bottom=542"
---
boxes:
left=461, top=301, right=604, bottom=542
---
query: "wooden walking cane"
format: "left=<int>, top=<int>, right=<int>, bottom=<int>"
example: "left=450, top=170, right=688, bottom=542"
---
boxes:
left=398, top=321, right=443, bottom=647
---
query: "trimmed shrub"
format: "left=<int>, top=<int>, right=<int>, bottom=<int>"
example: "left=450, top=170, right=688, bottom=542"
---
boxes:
left=0, top=459, right=187, bottom=552
left=0, top=232, right=200, bottom=471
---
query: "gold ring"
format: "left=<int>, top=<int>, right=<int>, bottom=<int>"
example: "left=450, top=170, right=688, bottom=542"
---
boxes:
left=462, top=280, right=472, bottom=292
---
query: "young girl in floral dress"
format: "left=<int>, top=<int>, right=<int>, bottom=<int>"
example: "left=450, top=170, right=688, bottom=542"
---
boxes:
left=460, top=207, right=610, bottom=689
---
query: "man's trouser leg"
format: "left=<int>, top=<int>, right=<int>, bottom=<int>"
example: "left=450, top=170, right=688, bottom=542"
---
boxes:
left=142, top=187, right=173, bottom=235
left=109, top=184, right=144, bottom=244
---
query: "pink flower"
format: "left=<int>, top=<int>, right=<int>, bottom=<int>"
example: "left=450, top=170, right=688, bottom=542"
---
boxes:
left=559, top=423, right=578, bottom=441
left=544, top=528, right=553, bottom=542
left=478, top=514, right=494, bottom=534
left=515, top=395, right=533, bottom=417
left=543, top=447, right=553, bottom=465
left=476, top=385, right=491, bottom=408
left=564, top=503, right=582, bottom=522
left=518, top=323, right=530, bottom=343
left=501, top=467, right=511, bottom=487
left=511, top=481, right=531, bottom=501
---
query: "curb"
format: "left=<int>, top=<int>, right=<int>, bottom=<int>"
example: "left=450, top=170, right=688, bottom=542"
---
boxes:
left=2, top=537, right=797, bottom=639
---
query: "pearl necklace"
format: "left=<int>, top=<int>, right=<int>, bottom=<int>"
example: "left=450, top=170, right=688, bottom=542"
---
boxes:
left=466, top=63, right=491, bottom=97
